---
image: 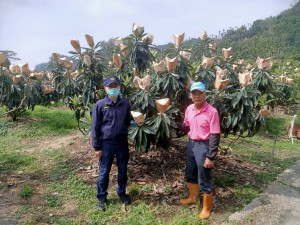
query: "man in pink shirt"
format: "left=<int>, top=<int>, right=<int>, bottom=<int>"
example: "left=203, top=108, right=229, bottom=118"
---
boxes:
left=176, top=82, right=220, bottom=220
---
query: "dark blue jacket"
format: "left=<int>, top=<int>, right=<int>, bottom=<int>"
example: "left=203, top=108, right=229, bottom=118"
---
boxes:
left=91, top=95, right=132, bottom=150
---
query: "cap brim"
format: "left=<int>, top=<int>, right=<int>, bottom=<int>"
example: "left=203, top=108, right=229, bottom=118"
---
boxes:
left=105, top=81, right=120, bottom=86
left=191, top=89, right=206, bottom=92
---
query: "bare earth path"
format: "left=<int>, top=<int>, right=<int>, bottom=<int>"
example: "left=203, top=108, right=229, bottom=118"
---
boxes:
left=223, top=160, right=300, bottom=225
left=0, top=131, right=84, bottom=225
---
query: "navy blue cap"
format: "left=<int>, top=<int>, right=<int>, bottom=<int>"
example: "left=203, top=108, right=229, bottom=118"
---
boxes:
left=104, top=75, right=121, bottom=86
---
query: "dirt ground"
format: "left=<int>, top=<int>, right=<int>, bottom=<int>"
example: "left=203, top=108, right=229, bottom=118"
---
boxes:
left=0, top=130, right=262, bottom=224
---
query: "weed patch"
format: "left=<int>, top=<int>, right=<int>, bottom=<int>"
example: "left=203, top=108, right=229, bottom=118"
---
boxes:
left=48, top=153, right=73, bottom=182
left=255, top=170, right=278, bottom=186
left=15, top=205, right=32, bottom=220
left=18, top=182, right=33, bottom=199
left=140, top=183, right=154, bottom=193
left=163, top=184, right=175, bottom=195
left=0, top=149, right=35, bottom=171
left=234, top=186, right=260, bottom=205
left=214, top=173, right=238, bottom=188
left=44, top=194, right=61, bottom=207
left=129, top=182, right=140, bottom=196
left=165, top=207, right=204, bottom=225
left=0, top=120, right=10, bottom=136
left=122, top=202, right=159, bottom=225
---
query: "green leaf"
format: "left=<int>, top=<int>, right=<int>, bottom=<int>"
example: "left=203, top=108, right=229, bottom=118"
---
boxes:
left=232, top=114, right=238, bottom=127
left=232, top=90, right=243, bottom=108
left=164, top=115, right=171, bottom=125
left=138, top=128, right=143, bottom=146
left=142, top=126, right=156, bottom=135
left=129, top=126, right=139, bottom=140
left=226, top=114, right=232, bottom=128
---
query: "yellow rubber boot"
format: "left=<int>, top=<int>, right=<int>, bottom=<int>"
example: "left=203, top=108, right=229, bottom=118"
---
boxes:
left=199, top=192, right=213, bottom=219
left=180, top=183, right=200, bottom=205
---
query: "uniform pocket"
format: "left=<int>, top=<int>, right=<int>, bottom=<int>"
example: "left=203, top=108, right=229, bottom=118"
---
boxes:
left=102, top=109, right=113, bottom=125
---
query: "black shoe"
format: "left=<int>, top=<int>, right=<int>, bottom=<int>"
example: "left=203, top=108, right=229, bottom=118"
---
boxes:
left=119, top=193, right=131, bottom=205
left=98, top=199, right=107, bottom=211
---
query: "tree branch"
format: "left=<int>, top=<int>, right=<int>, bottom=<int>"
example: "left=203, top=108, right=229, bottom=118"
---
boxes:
left=0, top=96, right=26, bottom=118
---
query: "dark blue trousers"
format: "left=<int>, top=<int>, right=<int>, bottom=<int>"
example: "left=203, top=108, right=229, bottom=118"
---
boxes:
left=185, top=139, right=212, bottom=194
left=97, top=141, right=129, bottom=201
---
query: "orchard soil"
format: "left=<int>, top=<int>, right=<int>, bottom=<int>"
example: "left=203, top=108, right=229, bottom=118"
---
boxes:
left=0, top=120, right=264, bottom=224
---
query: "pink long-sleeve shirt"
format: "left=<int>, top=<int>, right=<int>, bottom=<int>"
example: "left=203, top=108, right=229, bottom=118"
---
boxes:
left=184, top=102, right=220, bottom=140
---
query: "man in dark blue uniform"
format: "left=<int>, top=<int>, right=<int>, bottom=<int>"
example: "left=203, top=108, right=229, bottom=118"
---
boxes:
left=91, top=75, right=132, bottom=211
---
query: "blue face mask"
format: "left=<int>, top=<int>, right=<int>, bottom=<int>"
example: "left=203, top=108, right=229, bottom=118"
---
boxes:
left=107, top=88, right=120, bottom=97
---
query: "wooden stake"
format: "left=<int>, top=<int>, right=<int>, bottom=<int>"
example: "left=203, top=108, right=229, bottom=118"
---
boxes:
left=270, top=140, right=277, bottom=168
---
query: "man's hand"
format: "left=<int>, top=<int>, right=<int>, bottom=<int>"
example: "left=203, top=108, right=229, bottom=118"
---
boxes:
left=175, top=122, right=190, bottom=134
left=95, top=150, right=102, bottom=159
left=203, top=158, right=213, bottom=168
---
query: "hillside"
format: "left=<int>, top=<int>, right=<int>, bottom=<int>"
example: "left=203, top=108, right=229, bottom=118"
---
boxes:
left=216, top=0, right=300, bottom=60
left=35, top=55, right=79, bottom=72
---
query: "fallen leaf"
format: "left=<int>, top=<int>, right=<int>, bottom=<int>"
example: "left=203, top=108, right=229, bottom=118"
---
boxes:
left=137, top=181, right=146, bottom=185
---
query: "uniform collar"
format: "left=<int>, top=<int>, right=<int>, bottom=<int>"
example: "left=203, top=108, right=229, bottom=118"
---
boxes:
left=192, top=102, right=208, bottom=113
left=105, top=95, right=122, bottom=106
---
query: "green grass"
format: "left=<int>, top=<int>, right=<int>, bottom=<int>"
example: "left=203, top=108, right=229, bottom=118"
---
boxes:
left=49, top=148, right=66, bottom=161
left=1, top=104, right=77, bottom=136
left=1, top=105, right=76, bottom=139
left=18, top=183, right=33, bottom=199
left=20, top=105, right=77, bottom=136
left=230, top=135, right=300, bottom=168
left=255, top=170, right=278, bottom=186
left=22, top=215, right=37, bottom=225
left=0, top=106, right=6, bottom=113
left=129, top=182, right=140, bottom=196
left=163, top=184, right=175, bottom=195
left=122, top=202, right=160, bottom=225
left=140, top=183, right=154, bottom=192
left=263, top=116, right=289, bottom=136
left=15, top=205, right=32, bottom=220
left=214, top=173, right=238, bottom=188
left=44, top=194, right=61, bottom=208
left=234, top=186, right=260, bottom=205
left=0, top=120, right=9, bottom=136
left=49, top=218, right=79, bottom=225
left=48, top=149, right=73, bottom=182
left=0, top=146, right=35, bottom=171
left=165, top=207, right=205, bottom=225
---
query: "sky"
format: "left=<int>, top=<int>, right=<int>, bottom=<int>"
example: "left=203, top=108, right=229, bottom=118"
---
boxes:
left=0, top=0, right=296, bottom=68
